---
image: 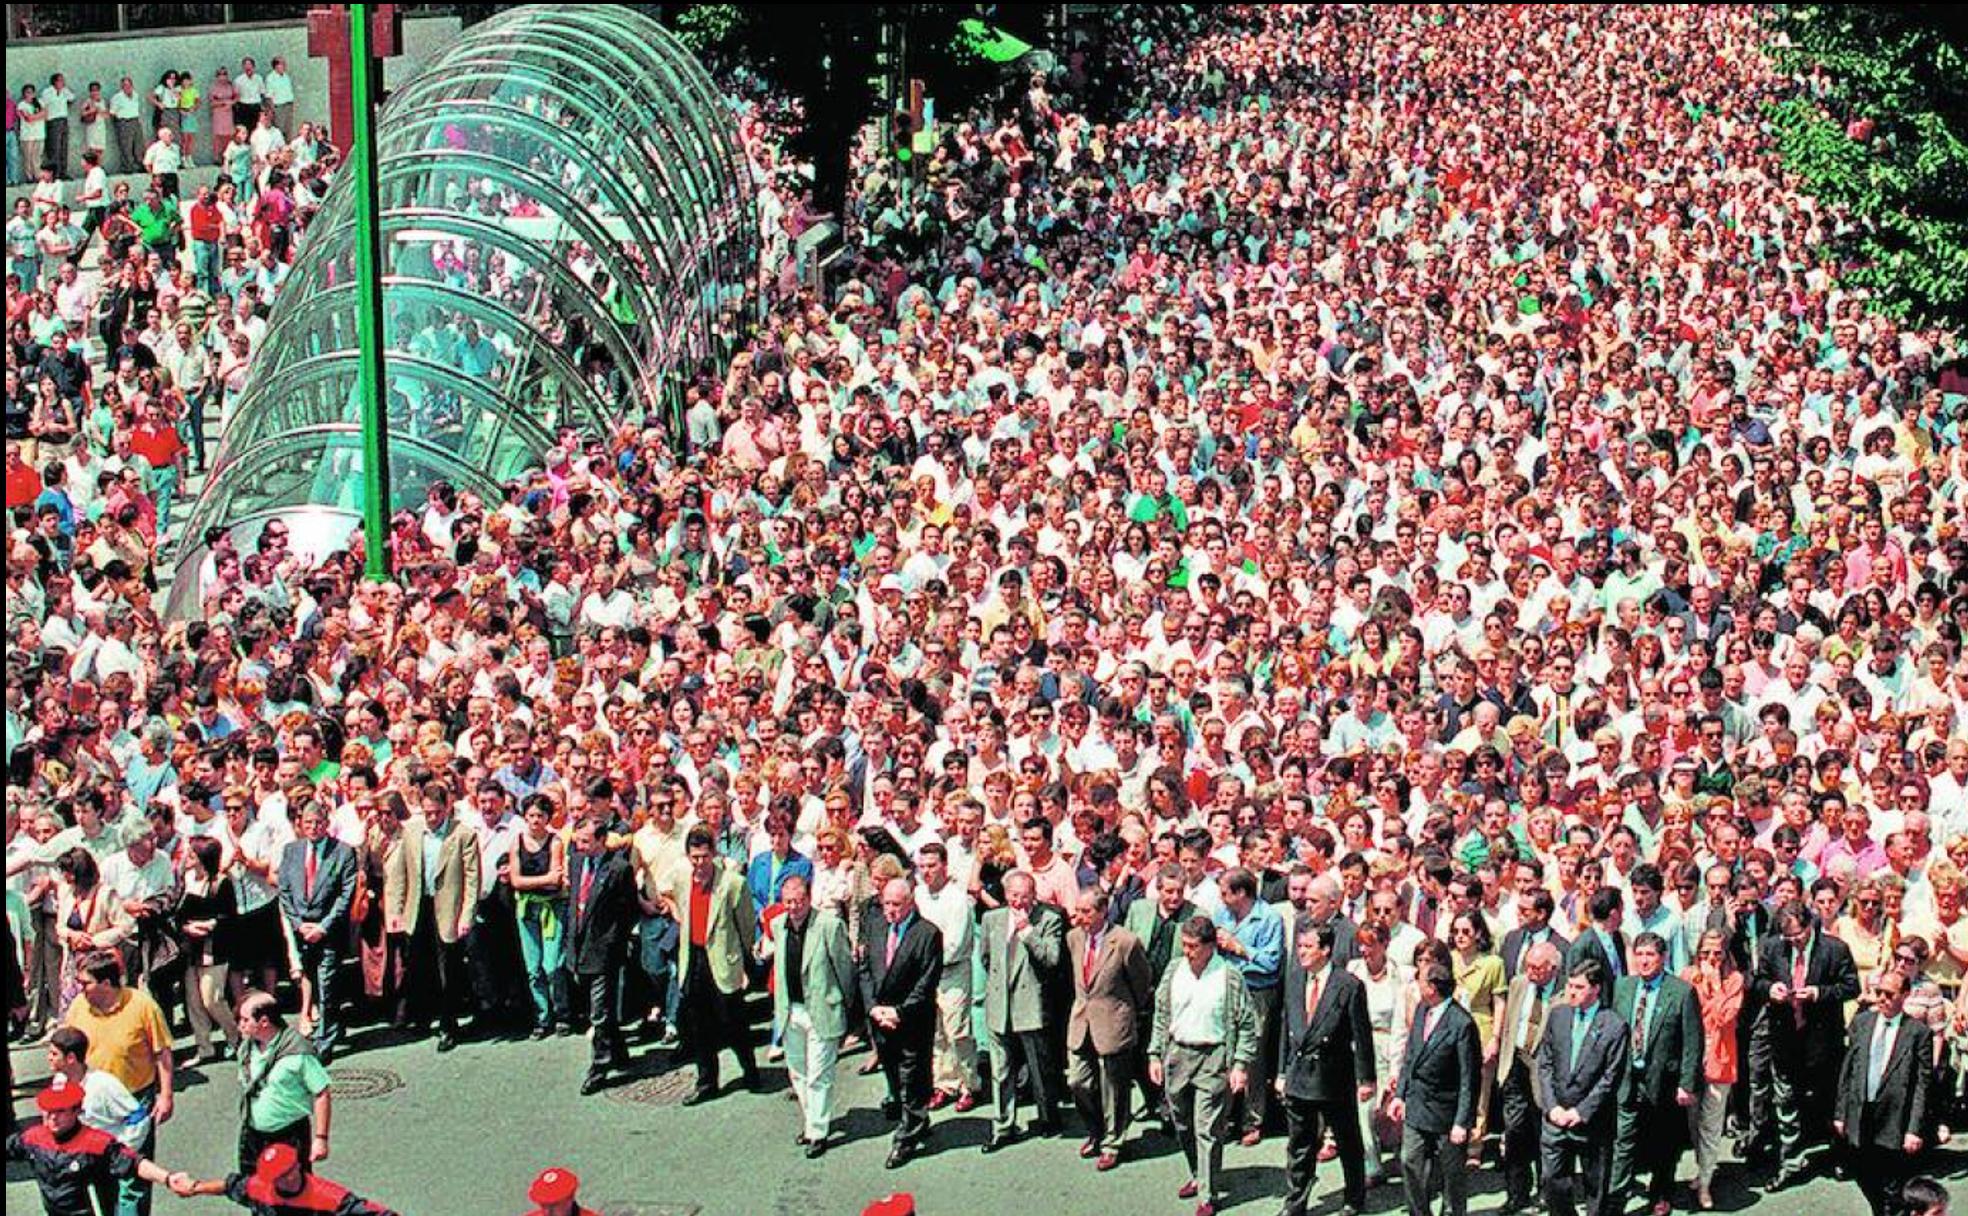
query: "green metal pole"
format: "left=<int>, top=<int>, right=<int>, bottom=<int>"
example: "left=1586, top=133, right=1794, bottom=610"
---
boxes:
left=349, top=1, right=393, bottom=582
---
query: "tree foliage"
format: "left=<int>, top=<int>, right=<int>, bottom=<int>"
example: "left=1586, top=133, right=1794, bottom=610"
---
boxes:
left=1766, top=5, right=1968, bottom=334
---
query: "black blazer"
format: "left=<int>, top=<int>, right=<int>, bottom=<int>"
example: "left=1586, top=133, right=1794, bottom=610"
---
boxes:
left=277, top=838, right=359, bottom=934
left=1538, top=1004, right=1628, bottom=1129
left=1834, top=1008, right=1933, bottom=1151
left=858, top=914, right=943, bottom=1034
left=1278, top=965, right=1376, bottom=1104
left=566, top=849, right=637, bottom=976
left=1396, top=998, right=1481, bottom=1134
left=1502, top=925, right=1570, bottom=980
left=1612, top=973, right=1703, bottom=1106
left=1750, top=930, right=1860, bottom=1064
left=1727, top=903, right=1771, bottom=977
left=1565, top=927, right=1627, bottom=1007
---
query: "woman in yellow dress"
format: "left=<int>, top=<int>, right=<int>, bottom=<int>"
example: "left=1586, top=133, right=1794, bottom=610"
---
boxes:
left=1450, top=910, right=1507, bottom=1165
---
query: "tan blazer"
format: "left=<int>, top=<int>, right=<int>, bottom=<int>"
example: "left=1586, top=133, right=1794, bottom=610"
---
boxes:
left=384, top=816, right=482, bottom=944
left=1497, top=972, right=1553, bottom=1107
left=671, top=866, right=755, bottom=995
left=1067, top=924, right=1154, bottom=1056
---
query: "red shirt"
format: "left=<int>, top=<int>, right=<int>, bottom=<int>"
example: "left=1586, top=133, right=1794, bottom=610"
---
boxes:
left=187, top=200, right=224, bottom=243
left=5, top=460, right=43, bottom=509
left=130, top=422, right=186, bottom=470
left=689, top=881, right=712, bottom=949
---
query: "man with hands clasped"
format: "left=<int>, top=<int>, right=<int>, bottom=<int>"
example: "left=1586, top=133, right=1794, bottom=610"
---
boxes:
left=1608, top=932, right=1704, bottom=1216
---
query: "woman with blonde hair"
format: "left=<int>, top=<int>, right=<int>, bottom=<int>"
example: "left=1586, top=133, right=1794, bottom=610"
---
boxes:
left=1682, top=928, right=1744, bottom=1208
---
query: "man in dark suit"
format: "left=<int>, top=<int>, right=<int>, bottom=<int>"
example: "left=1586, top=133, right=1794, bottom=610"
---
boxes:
left=1498, top=941, right=1562, bottom=1214
left=1501, top=888, right=1568, bottom=981
left=1752, top=900, right=1860, bottom=1188
left=1565, top=889, right=1626, bottom=1009
left=1537, top=959, right=1628, bottom=1216
left=1834, top=969, right=1932, bottom=1216
left=980, top=870, right=1069, bottom=1150
left=1124, top=863, right=1195, bottom=1121
left=1066, top=886, right=1153, bottom=1170
left=276, top=801, right=358, bottom=1060
left=859, top=876, right=943, bottom=1168
left=1278, top=918, right=1377, bottom=1216
left=1391, top=962, right=1480, bottom=1216
left=1609, top=932, right=1703, bottom=1216
left=566, top=814, right=637, bottom=1095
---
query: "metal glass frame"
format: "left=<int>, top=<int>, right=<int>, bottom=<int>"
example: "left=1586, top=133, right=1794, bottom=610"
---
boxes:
left=170, top=5, right=756, bottom=612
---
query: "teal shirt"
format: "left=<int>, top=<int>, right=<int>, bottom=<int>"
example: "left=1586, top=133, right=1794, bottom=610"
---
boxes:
left=241, top=1042, right=331, bottom=1132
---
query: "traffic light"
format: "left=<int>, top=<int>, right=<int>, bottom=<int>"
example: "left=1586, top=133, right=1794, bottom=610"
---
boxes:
left=892, top=77, right=925, bottom=161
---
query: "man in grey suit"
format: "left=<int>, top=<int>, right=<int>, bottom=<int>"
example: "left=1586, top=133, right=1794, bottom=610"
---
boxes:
left=275, top=801, right=358, bottom=1061
left=1609, top=932, right=1703, bottom=1216
left=1537, top=959, right=1629, bottom=1216
left=771, top=874, right=855, bottom=1158
left=1392, top=963, right=1481, bottom=1216
left=1148, top=915, right=1258, bottom=1216
left=980, top=870, right=1069, bottom=1151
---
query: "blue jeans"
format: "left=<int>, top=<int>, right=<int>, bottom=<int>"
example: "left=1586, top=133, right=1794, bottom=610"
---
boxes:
left=192, top=238, right=221, bottom=295
left=516, top=898, right=567, bottom=1028
left=638, top=912, right=681, bottom=1026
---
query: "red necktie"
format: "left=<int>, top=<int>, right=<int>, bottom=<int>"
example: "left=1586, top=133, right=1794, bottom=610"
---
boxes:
left=1791, top=948, right=1808, bottom=1028
left=886, top=925, right=901, bottom=967
left=1083, top=936, right=1100, bottom=987
left=304, top=845, right=318, bottom=897
left=1306, top=971, right=1323, bottom=1022
left=577, top=863, right=595, bottom=919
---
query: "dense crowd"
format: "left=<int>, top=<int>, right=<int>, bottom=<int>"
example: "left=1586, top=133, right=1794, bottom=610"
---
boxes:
left=6, top=5, right=1968, bottom=1216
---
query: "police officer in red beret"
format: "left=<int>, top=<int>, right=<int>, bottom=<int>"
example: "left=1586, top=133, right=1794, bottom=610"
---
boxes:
left=173, top=1143, right=400, bottom=1215
left=525, top=1166, right=598, bottom=1216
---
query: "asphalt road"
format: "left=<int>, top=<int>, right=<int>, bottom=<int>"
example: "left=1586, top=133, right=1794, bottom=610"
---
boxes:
left=10, top=1023, right=1956, bottom=1215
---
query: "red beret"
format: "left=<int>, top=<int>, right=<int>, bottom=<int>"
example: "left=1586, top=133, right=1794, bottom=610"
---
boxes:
left=863, top=1195, right=917, bottom=1216
left=37, top=1083, right=85, bottom=1113
left=529, top=1168, right=580, bottom=1205
left=255, top=1143, right=301, bottom=1181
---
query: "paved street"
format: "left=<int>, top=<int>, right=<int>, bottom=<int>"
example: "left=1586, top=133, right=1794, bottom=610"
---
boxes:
left=9, top=1026, right=1951, bottom=1215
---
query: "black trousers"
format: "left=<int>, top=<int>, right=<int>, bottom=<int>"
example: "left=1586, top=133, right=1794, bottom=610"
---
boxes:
left=878, top=1019, right=935, bottom=1146
left=580, top=964, right=624, bottom=1078
left=1284, top=1094, right=1366, bottom=1213
left=407, top=899, right=472, bottom=1034
left=1541, top=1123, right=1613, bottom=1216
left=1848, top=1142, right=1912, bottom=1216
left=1499, top=1061, right=1542, bottom=1207
left=237, top=1116, right=309, bottom=1175
left=679, top=950, right=756, bottom=1094
left=1611, top=1092, right=1686, bottom=1207
left=467, top=890, right=525, bottom=1027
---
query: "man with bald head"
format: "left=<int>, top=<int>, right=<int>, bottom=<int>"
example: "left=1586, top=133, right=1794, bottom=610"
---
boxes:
left=858, top=876, right=944, bottom=1168
left=1498, top=940, right=1562, bottom=1213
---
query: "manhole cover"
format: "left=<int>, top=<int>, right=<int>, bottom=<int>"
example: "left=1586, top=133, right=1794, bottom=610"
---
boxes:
left=605, top=1069, right=699, bottom=1107
left=329, top=1067, right=404, bottom=1101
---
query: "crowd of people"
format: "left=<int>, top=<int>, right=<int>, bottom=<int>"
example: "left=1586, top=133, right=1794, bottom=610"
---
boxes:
left=6, top=3, right=1968, bottom=1215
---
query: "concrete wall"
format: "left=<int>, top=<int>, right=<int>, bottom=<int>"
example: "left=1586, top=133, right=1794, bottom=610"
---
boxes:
left=7, top=13, right=463, bottom=158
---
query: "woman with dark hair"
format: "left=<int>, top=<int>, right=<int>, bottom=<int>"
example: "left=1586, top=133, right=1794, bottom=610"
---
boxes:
left=1451, top=909, right=1505, bottom=1163
left=177, top=833, right=239, bottom=1061
left=54, top=846, right=127, bottom=1007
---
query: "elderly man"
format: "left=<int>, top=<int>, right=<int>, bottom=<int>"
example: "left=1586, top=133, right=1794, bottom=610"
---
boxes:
left=1498, top=940, right=1562, bottom=1214
left=859, top=877, right=943, bottom=1168
left=770, top=874, right=854, bottom=1158
left=981, top=869, right=1069, bottom=1150
left=1148, top=915, right=1259, bottom=1216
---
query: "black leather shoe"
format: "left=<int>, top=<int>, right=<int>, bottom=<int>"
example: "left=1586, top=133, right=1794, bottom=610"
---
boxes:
left=983, top=1130, right=1018, bottom=1154
left=579, top=1073, right=606, bottom=1096
left=804, top=1139, right=827, bottom=1159
left=885, top=1144, right=913, bottom=1170
left=1769, top=1168, right=1799, bottom=1192
left=435, top=1032, right=456, bottom=1053
left=682, top=1087, right=717, bottom=1107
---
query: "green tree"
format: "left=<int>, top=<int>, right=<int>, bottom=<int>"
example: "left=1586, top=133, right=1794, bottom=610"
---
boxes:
left=1766, top=5, right=1968, bottom=333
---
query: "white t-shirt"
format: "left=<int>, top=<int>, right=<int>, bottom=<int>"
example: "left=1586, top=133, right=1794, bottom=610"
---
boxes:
left=145, top=139, right=183, bottom=174
left=43, top=86, right=75, bottom=121
left=79, top=165, right=108, bottom=208
left=108, top=89, right=143, bottom=120
left=265, top=70, right=295, bottom=106
left=234, top=72, right=265, bottom=105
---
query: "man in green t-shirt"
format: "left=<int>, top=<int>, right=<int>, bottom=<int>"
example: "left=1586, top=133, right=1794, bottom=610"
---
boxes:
left=129, top=190, right=179, bottom=263
left=233, top=992, right=333, bottom=1174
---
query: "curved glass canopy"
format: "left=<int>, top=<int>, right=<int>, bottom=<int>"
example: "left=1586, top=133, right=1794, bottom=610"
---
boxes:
left=169, top=5, right=757, bottom=613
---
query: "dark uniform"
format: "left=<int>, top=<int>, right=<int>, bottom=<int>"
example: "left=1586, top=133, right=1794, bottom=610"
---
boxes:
left=219, top=1170, right=399, bottom=1216
left=8, top=1120, right=145, bottom=1216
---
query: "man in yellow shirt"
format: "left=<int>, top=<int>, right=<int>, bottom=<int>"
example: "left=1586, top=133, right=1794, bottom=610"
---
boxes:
left=62, top=948, right=174, bottom=1216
